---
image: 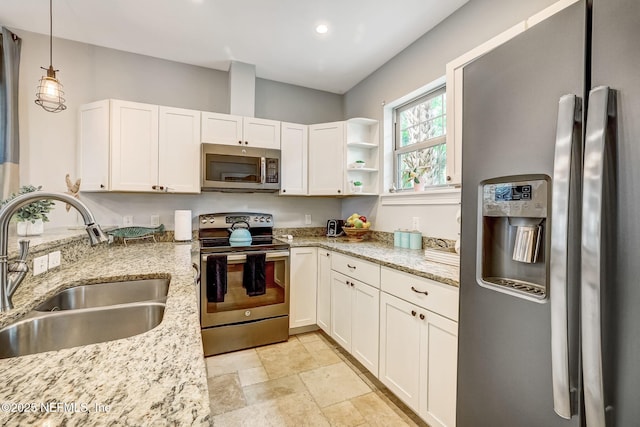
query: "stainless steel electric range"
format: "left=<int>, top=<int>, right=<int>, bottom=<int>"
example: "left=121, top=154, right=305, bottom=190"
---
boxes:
left=198, top=212, right=290, bottom=356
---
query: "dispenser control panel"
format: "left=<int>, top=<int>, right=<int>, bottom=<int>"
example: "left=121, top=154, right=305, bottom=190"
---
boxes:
left=482, top=179, right=547, bottom=218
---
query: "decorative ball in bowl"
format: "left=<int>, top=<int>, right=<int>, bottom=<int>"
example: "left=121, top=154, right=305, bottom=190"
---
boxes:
left=342, top=227, right=370, bottom=242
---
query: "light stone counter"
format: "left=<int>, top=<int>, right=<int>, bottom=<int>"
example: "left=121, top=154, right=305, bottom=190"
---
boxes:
left=0, top=238, right=210, bottom=426
left=282, top=236, right=459, bottom=287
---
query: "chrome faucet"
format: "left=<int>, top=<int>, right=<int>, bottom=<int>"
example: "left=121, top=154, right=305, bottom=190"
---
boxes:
left=0, top=192, right=108, bottom=312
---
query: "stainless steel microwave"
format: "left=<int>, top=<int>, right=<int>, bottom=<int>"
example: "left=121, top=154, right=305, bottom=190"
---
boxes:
left=201, top=143, right=280, bottom=192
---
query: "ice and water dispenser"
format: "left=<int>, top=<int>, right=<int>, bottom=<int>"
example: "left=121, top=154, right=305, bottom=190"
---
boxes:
left=478, top=176, right=550, bottom=302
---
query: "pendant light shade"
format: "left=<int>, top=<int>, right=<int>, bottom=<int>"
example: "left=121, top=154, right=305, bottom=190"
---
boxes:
left=35, top=0, right=66, bottom=113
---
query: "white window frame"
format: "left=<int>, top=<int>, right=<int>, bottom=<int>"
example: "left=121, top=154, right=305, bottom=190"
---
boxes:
left=381, top=76, right=461, bottom=206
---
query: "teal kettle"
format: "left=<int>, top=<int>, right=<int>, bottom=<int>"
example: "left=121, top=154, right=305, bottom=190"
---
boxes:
left=228, top=221, right=252, bottom=246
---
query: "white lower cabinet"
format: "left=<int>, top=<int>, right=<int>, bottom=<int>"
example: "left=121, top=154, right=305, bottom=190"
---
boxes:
left=379, top=291, right=458, bottom=427
left=289, top=247, right=317, bottom=328
left=330, top=270, right=379, bottom=376
left=316, top=249, right=332, bottom=334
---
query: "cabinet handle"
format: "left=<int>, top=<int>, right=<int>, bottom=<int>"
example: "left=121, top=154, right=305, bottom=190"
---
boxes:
left=244, top=141, right=249, bottom=145
left=100, top=184, right=105, bottom=189
left=282, top=189, right=286, bottom=193
left=411, top=286, right=428, bottom=296
left=345, top=280, right=350, bottom=285
left=411, top=310, right=417, bottom=317
left=238, top=140, right=242, bottom=145
left=152, top=185, right=157, bottom=190
left=419, top=313, right=425, bottom=320
left=337, top=189, right=341, bottom=194
left=325, top=253, right=330, bottom=257
left=446, top=175, right=452, bottom=182
left=350, top=282, right=354, bottom=287
left=347, top=264, right=356, bottom=270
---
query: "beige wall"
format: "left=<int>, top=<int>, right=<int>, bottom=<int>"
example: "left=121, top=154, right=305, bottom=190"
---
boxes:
left=342, top=0, right=559, bottom=239
left=14, top=30, right=343, bottom=228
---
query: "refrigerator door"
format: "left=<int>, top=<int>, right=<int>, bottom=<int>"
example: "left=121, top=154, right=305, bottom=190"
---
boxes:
left=590, top=0, right=640, bottom=425
left=457, top=2, right=585, bottom=426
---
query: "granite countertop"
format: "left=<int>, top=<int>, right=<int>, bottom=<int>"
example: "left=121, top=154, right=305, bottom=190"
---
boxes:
left=0, top=240, right=210, bottom=426
left=281, top=236, right=460, bottom=287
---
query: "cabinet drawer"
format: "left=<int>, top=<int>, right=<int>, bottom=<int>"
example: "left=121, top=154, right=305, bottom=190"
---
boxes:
left=381, top=267, right=458, bottom=322
left=332, top=252, right=380, bottom=287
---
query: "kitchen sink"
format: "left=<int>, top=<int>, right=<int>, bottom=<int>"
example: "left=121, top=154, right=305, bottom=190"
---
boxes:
left=0, top=302, right=165, bottom=359
left=35, top=278, right=169, bottom=311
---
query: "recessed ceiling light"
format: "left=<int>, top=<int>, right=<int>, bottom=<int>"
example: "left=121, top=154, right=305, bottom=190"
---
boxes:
left=315, top=24, right=328, bottom=34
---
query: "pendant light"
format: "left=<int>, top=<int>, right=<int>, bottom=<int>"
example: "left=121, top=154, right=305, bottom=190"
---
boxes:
left=35, top=0, right=66, bottom=113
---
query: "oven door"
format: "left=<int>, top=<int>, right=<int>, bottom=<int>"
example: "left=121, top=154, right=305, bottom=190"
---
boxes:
left=201, top=143, right=280, bottom=192
left=200, top=250, right=289, bottom=327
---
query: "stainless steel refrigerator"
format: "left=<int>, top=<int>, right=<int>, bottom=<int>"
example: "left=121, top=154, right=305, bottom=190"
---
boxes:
left=458, top=0, right=640, bottom=426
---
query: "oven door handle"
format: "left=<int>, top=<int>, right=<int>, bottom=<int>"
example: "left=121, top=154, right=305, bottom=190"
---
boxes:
left=202, top=250, right=290, bottom=263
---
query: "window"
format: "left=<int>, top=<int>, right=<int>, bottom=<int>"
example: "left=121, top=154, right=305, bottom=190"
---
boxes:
left=394, top=86, right=447, bottom=190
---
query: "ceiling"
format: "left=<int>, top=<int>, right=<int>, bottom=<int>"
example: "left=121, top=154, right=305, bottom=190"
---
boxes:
left=0, top=0, right=468, bottom=94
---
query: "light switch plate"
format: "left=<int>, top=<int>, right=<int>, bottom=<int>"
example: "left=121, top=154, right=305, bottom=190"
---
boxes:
left=33, top=255, right=48, bottom=276
left=304, top=214, right=312, bottom=225
left=123, top=215, right=134, bottom=226
left=48, top=251, right=61, bottom=269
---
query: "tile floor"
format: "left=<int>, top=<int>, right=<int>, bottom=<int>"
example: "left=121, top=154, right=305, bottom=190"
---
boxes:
left=205, top=331, right=427, bottom=427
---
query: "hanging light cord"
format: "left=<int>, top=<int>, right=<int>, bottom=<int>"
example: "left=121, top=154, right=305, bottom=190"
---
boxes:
left=48, top=0, right=53, bottom=68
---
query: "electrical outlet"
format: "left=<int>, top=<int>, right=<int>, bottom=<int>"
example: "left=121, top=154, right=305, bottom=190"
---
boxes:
left=33, top=255, right=48, bottom=276
left=150, top=214, right=160, bottom=227
left=412, top=216, right=420, bottom=230
left=48, top=251, right=61, bottom=269
left=123, top=215, right=134, bottom=226
left=304, top=214, right=312, bottom=225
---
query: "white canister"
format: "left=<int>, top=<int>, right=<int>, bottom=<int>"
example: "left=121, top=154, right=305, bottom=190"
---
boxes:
left=174, top=210, right=192, bottom=241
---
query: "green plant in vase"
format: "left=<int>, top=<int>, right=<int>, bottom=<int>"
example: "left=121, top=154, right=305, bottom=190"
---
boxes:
left=1, top=185, right=55, bottom=235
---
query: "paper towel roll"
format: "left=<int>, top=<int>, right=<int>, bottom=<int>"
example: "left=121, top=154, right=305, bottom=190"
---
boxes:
left=174, top=210, right=192, bottom=241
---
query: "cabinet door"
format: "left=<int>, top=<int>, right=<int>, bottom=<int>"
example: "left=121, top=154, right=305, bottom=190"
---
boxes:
left=201, top=112, right=243, bottom=146
left=289, top=247, right=318, bottom=328
left=158, top=107, right=201, bottom=193
left=330, top=271, right=352, bottom=351
left=280, top=122, right=308, bottom=195
left=351, top=280, right=380, bottom=377
left=421, top=311, right=458, bottom=427
left=78, top=100, right=110, bottom=191
left=317, top=249, right=332, bottom=334
left=308, top=122, right=344, bottom=195
left=110, top=100, right=159, bottom=191
left=243, top=117, right=281, bottom=149
left=379, top=292, right=422, bottom=412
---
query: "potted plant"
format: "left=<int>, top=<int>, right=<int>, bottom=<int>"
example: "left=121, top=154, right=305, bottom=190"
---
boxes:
left=401, top=149, right=433, bottom=191
left=354, top=160, right=366, bottom=168
left=1, top=185, right=55, bottom=236
left=351, top=181, right=363, bottom=193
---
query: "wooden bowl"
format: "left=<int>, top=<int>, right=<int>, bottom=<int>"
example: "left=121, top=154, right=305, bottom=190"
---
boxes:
left=342, top=227, right=370, bottom=242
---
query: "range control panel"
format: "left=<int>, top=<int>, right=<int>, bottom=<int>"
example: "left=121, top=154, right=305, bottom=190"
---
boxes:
left=199, top=212, right=273, bottom=229
left=482, top=179, right=548, bottom=218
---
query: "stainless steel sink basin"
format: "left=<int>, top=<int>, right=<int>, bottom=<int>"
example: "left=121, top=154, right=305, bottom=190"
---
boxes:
left=0, top=302, right=165, bottom=359
left=35, top=278, right=169, bottom=311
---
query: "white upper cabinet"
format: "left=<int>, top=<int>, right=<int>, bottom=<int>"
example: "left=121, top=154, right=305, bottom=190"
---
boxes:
left=78, top=100, right=110, bottom=191
left=201, top=112, right=280, bottom=149
left=308, top=121, right=345, bottom=195
left=243, top=117, right=281, bottom=150
left=110, top=100, right=159, bottom=192
left=79, top=99, right=201, bottom=193
left=280, top=122, right=308, bottom=195
left=158, top=106, right=201, bottom=193
left=200, top=112, right=243, bottom=146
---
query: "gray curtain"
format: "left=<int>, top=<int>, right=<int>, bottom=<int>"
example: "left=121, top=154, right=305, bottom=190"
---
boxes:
left=0, top=27, right=21, bottom=201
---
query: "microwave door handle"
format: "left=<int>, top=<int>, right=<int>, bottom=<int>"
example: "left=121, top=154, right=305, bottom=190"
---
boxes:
left=260, top=157, right=266, bottom=184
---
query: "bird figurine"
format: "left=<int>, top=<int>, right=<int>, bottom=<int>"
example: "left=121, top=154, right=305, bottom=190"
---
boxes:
left=64, top=174, right=81, bottom=212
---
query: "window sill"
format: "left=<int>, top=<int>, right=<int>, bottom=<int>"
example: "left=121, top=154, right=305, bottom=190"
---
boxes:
left=379, top=187, right=461, bottom=206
